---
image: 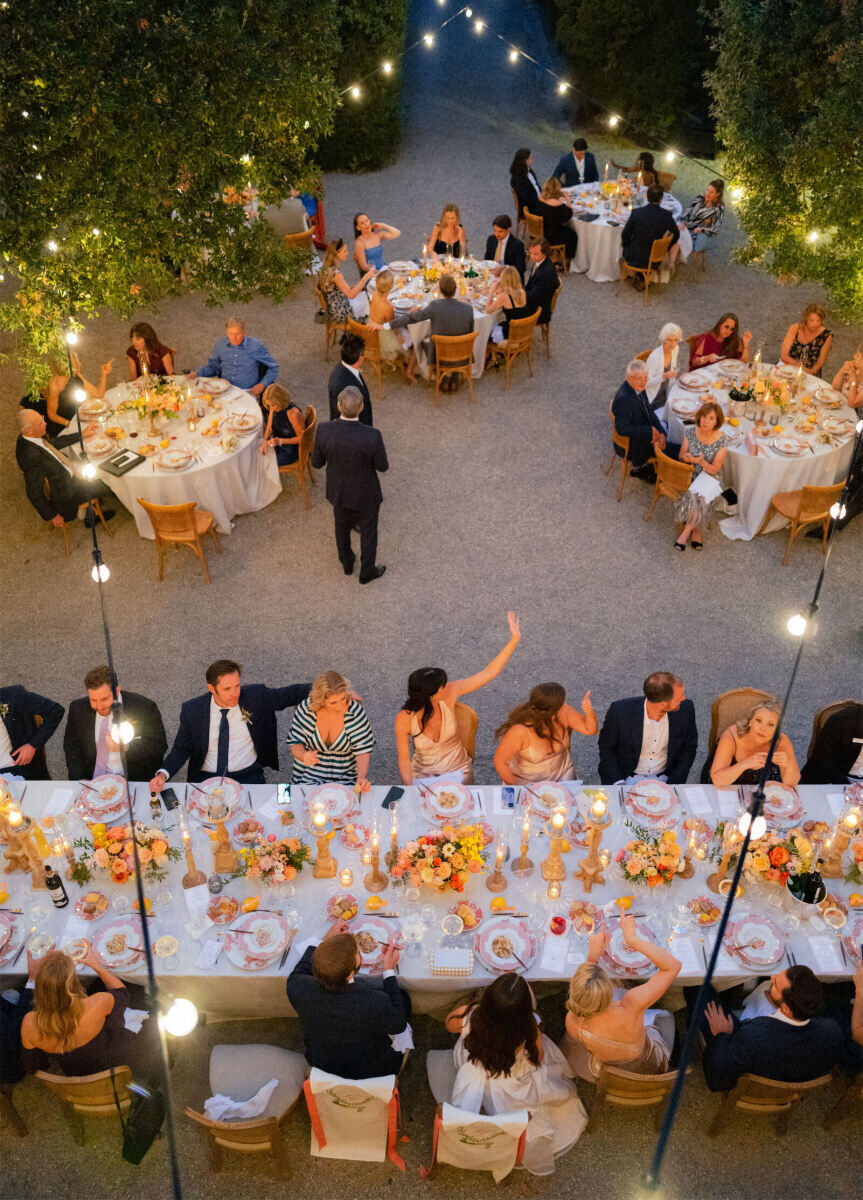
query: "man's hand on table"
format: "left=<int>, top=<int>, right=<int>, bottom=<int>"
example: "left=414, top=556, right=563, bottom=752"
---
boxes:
left=149, top=773, right=166, bottom=794
left=705, top=1001, right=734, bottom=1036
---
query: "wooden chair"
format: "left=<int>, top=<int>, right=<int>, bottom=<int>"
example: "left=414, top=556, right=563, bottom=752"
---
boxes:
left=691, top=247, right=708, bottom=280
left=808, top=699, right=861, bottom=758
left=686, top=333, right=701, bottom=366
left=635, top=349, right=652, bottom=363
left=618, top=233, right=673, bottom=304
left=431, top=332, right=479, bottom=407
left=315, top=282, right=347, bottom=361
left=588, top=1065, right=689, bottom=1132
left=603, top=399, right=653, bottom=503
left=492, top=309, right=540, bottom=391
left=265, top=404, right=317, bottom=510
left=707, top=687, right=774, bottom=758
left=43, top=480, right=112, bottom=555
left=420, top=1102, right=527, bottom=1181
left=708, top=1071, right=833, bottom=1138
left=756, top=482, right=846, bottom=565
left=540, top=285, right=562, bottom=358
left=511, top=190, right=528, bottom=242
left=453, top=702, right=478, bottom=760
left=136, top=498, right=221, bottom=584
left=821, top=1069, right=862, bottom=1130
left=35, top=1066, right=132, bottom=1145
left=347, top=317, right=384, bottom=402
left=0, top=1085, right=28, bottom=1137
left=644, top=447, right=693, bottom=522
left=524, top=212, right=568, bottom=271
left=284, top=229, right=315, bottom=253
left=656, top=170, right=677, bottom=192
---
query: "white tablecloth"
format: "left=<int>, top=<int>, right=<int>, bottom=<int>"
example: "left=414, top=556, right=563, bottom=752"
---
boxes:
left=665, top=364, right=856, bottom=540
left=563, top=184, right=690, bottom=283
left=91, top=380, right=281, bottom=538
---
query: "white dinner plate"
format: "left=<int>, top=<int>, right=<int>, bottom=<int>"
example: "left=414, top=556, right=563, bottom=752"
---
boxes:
left=626, top=779, right=678, bottom=819
left=76, top=775, right=129, bottom=820
left=352, top=916, right=404, bottom=969
left=420, top=781, right=474, bottom=822
left=187, top=777, right=243, bottom=820
left=671, top=396, right=700, bottom=417
left=601, top=921, right=657, bottom=976
left=156, top=448, right=194, bottom=470
left=678, top=372, right=705, bottom=391
left=771, top=436, right=807, bottom=456
left=722, top=912, right=783, bottom=967
left=224, top=912, right=292, bottom=970
left=305, top=783, right=357, bottom=825
left=86, top=437, right=115, bottom=459
left=387, top=261, right=415, bottom=273
left=197, top=378, right=230, bottom=395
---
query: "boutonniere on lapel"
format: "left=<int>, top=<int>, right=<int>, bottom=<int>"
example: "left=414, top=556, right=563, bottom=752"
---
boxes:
left=0, top=704, right=8, bottom=718
left=240, top=708, right=253, bottom=726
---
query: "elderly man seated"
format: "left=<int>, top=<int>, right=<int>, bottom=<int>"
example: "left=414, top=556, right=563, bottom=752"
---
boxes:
left=611, top=359, right=679, bottom=483
left=15, top=408, right=115, bottom=528
left=189, top=316, right=278, bottom=397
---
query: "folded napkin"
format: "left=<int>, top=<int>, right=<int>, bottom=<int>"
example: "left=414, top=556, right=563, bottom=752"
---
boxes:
left=390, top=1022, right=414, bottom=1053
left=195, top=939, right=222, bottom=969
left=204, top=1078, right=279, bottom=1122
left=415, top=772, right=462, bottom=787
left=538, top=933, right=570, bottom=975
left=44, top=787, right=77, bottom=818
left=124, top=1008, right=150, bottom=1033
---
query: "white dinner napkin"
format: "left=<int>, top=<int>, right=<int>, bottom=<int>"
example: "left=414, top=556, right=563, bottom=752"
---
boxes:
left=195, top=939, right=222, bottom=970
left=124, top=1008, right=150, bottom=1033
left=538, top=933, right=571, bottom=975
left=689, top=472, right=723, bottom=503
left=390, top=1022, right=414, bottom=1052
left=204, top=1078, right=279, bottom=1122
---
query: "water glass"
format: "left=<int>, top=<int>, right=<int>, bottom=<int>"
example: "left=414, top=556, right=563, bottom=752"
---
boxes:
left=420, top=904, right=436, bottom=926
left=403, top=886, right=421, bottom=908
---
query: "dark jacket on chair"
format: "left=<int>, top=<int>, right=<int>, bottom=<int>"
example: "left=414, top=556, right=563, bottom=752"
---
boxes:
left=328, top=363, right=373, bottom=427
left=621, top=203, right=680, bottom=269
left=311, top=419, right=388, bottom=511
left=64, top=692, right=168, bottom=782
left=702, top=1014, right=843, bottom=1093
left=524, top=257, right=559, bottom=324
left=0, top=684, right=65, bottom=780
left=598, top=697, right=698, bottom=785
left=800, top=703, right=863, bottom=784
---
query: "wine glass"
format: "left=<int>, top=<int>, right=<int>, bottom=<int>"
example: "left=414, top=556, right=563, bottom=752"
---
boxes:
left=401, top=917, right=426, bottom=956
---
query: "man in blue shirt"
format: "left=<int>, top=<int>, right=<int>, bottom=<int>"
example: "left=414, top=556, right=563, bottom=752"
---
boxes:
left=190, top=317, right=278, bottom=396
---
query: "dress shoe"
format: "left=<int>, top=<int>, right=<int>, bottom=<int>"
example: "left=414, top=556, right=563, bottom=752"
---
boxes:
left=83, top=508, right=115, bottom=527
left=342, top=558, right=355, bottom=576
left=359, top=565, right=386, bottom=585
left=630, top=466, right=657, bottom=483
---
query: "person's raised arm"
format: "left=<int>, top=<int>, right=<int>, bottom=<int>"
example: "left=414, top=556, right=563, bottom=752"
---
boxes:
left=394, top=709, right=414, bottom=785
left=494, top=725, right=527, bottom=784
left=448, top=614, right=521, bottom=700
left=337, top=268, right=374, bottom=300
left=617, top=914, right=681, bottom=1010
left=376, top=223, right=401, bottom=241
left=779, top=323, right=798, bottom=366
left=564, top=691, right=597, bottom=736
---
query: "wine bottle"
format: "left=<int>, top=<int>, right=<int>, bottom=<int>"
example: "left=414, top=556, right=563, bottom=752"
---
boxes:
left=802, top=866, right=824, bottom=905
left=45, top=863, right=69, bottom=908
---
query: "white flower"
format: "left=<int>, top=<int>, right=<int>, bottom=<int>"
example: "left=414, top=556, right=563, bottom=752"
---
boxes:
left=441, top=843, right=455, bottom=859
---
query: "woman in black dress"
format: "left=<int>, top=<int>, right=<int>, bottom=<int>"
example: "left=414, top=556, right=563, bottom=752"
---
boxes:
left=509, top=148, right=542, bottom=219
left=44, top=353, right=114, bottom=436
left=429, top=204, right=468, bottom=259
left=535, top=177, right=577, bottom=261
left=710, top=700, right=801, bottom=786
left=260, top=382, right=304, bottom=467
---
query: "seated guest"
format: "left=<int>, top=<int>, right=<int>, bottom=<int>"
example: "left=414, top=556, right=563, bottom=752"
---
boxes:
left=831, top=345, right=863, bottom=407
left=693, top=966, right=843, bottom=1092
left=429, top=204, right=468, bottom=260
left=0, top=683, right=64, bottom=781
left=710, top=698, right=801, bottom=787
left=690, top=313, right=752, bottom=367
left=126, top=322, right=174, bottom=380
left=535, top=178, right=577, bottom=261
left=149, top=659, right=310, bottom=791
left=353, top=212, right=401, bottom=274
left=598, top=672, right=697, bottom=785
left=484, top=214, right=526, bottom=278
left=319, top=240, right=374, bottom=326
left=524, top=240, right=560, bottom=325
left=189, top=316, right=278, bottom=397
left=287, top=920, right=409, bottom=1079
left=494, top=682, right=596, bottom=784
left=395, top=613, right=521, bottom=785
left=369, top=271, right=419, bottom=382
left=779, top=303, right=833, bottom=377
left=645, top=322, right=683, bottom=413
left=669, top=180, right=724, bottom=268
left=63, top=665, right=167, bottom=782
left=621, top=184, right=679, bottom=276
left=801, top=701, right=863, bottom=784
left=263, top=187, right=310, bottom=236
left=612, top=359, right=676, bottom=483
left=674, top=401, right=728, bottom=552
left=328, top=333, right=373, bottom=426
left=509, top=147, right=542, bottom=218
left=485, top=266, right=537, bottom=347
left=612, top=150, right=657, bottom=188
left=387, top=273, right=474, bottom=366
left=443, top=975, right=587, bottom=1177
left=289, top=671, right=375, bottom=790
left=15, top=408, right=116, bottom=529
left=260, top=382, right=304, bottom=467
left=553, top=137, right=599, bottom=187
left=561, top=916, right=681, bottom=1080
left=44, top=353, right=114, bottom=436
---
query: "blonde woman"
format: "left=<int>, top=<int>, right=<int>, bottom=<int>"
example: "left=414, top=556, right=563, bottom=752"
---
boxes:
left=259, top=382, right=304, bottom=467
left=319, top=239, right=374, bottom=325
left=369, top=269, right=419, bottom=381
left=560, top=915, right=680, bottom=1081
left=289, top=671, right=376, bottom=790
left=430, top=204, right=468, bottom=259
left=44, top=353, right=114, bottom=436
left=535, top=177, right=577, bottom=260
left=710, top=699, right=800, bottom=787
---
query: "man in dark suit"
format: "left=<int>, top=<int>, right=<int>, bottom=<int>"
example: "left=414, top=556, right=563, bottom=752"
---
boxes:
left=801, top=702, right=863, bottom=784
left=612, top=360, right=679, bottom=482
left=311, top=387, right=389, bottom=584
left=598, top=672, right=698, bottom=785
left=691, top=967, right=843, bottom=1093
left=553, top=137, right=599, bottom=186
left=287, top=922, right=410, bottom=1079
left=484, top=215, right=526, bottom=279
left=15, top=408, right=115, bottom=528
left=328, top=332, right=373, bottom=427
left=0, top=684, right=64, bottom=780
left=63, top=665, right=167, bottom=782
left=149, top=659, right=310, bottom=790
left=523, top=240, right=560, bottom=325
left=621, top=183, right=679, bottom=272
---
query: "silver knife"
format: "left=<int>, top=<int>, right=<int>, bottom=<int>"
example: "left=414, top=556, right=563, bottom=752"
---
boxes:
left=10, top=926, right=36, bottom=968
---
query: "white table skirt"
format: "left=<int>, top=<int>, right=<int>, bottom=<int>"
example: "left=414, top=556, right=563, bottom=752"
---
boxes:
left=565, top=183, right=690, bottom=283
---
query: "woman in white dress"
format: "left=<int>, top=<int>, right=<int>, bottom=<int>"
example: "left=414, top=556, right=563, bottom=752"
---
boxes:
left=444, top=975, right=587, bottom=1176
left=644, top=322, right=683, bottom=416
left=493, top=683, right=596, bottom=784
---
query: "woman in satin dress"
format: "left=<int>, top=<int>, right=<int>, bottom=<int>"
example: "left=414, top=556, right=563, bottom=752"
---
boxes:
left=493, top=682, right=596, bottom=785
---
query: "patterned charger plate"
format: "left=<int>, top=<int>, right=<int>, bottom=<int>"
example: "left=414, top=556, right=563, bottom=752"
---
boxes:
left=450, top=900, right=482, bottom=929
left=187, top=777, right=243, bottom=820
left=76, top=774, right=129, bottom=820
left=352, top=916, right=404, bottom=970
left=678, top=372, right=706, bottom=391
left=601, top=920, right=657, bottom=977
left=305, top=783, right=357, bottom=826
left=523, top=781, right=570, bottom=820
left=92, top=916, right=145, bottom=969
left=223, top=911, right=292, bottom=970
left=75, top=891, right=110, bottom=921
left=474, top=916, right=537, bottom=974
left=339, top=822, right=370, bottom=850
left=0, top=913, right=22, bottom=964
left=722, top=912, right=783, bottom=967
left=625, top=779, right=677, bottom=820
left=419, top=781, right=474, bottom=822
left=842, top=916, right=863, bottom=963
left=197, top=378, right=230, bottom=395
left=760, top=782, right=802, bottom=820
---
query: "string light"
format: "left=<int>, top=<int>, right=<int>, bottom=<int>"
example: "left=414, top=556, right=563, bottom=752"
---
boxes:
left=465, top=6, right=472, bottom=15
left=808, top=230, right=819, bottom=243
left=92, top=227, right=100, bottom=236
left=474, top=19, right=484, bottom=32
left=303, top=120, right=310, bottom=129
left=21, top=110, right=28, bottom=117
left=81, top=462, right=97, bottom=479
left=665, top=150, right=676, bottom=162
left=240, top=154, right=251, bottom=164
left=382, top=60, right=392, bottom=74
left=91, top=563, right=110, bottom=583
left=350, top=85, right=361, bottom=99
left=423, top=33, right=434, bottom=47
left=509, top=48, right=519, bottom=62
left=558, top=81, right=569, bottom=94
left=65, top=330, right=78, bottom=345
left=608, top=114, right=619, bottom=127
left=47, top=240, right=57, bottom=251
left=787, top=613, right=808, bottom=637
left=35, top=173, right=42, bottom=179
left=75, top=387, right=87, bottom=403
left=159, top=998, right=198, bottom=1037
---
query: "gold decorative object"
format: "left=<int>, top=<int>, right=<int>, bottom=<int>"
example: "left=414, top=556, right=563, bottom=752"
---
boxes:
left=573, top=796, right=611, bottom=893
left=209, top=803, right=239, bottom=876
left=542, top=807, right=569, bottom=883
left=363, top=827, right=387, bottom=892
left=821, top=806, right=860, bottom=879
left=511, top=810, right=533, bottom=875
left=485, top=834, right=508, bottom=893
left=707, top=826, right=739, bottom=894
left=311, top=800, right=338, bottom=880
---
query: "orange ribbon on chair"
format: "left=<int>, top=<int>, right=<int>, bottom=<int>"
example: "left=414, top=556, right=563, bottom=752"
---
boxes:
left=387, top=1087, right=407, bottom=1172
left=303, top=1079, right=328, bottom=1151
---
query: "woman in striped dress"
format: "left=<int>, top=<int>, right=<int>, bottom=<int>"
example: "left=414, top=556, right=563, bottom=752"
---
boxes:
left=289, top=671, right=376, bottom=791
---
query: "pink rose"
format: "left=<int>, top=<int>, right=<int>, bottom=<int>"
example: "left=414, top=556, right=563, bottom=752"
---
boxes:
left=616, top=848, right=625, bottom=862
left=268, top=834, right=276, bottom=842
left=93, top=848, right=110, bottom=868
left=467, top=859, right=483, bottom=873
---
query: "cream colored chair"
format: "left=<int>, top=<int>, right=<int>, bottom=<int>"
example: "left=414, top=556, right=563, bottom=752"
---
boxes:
left=588, top=1064, right=690, bottom=1132
left=453, top=702, right=478, bottom=760
left=540, top=285, right=562, bottom=359
left=303, top=1069, right=405, bottom=1168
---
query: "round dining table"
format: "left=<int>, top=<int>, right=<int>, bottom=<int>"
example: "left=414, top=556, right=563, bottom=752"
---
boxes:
left=563, top=183, right=690, bottom=283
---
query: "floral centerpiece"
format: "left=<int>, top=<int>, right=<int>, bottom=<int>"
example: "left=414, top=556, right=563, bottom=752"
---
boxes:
left=391, top=824, right=487, bottom=893
left=744, top=828, right=812, bottom=884
left=71, top=822, right=180, bottom=885
left=122, top=378, right=183, bottom=434
left=617, top=823, right=686, bottom=887
left=235, top=834, right=311, bottom=886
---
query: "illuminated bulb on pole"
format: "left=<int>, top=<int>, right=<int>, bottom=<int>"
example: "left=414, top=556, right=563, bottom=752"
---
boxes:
left=423, top=33, right=434, bottom=47
left=558, top=81, right=568, bottom=94
left=159, top=998, right=198, bottom=1037
left=737, top=813, right=766, bottom=840
left=509, top=48, right=519, bottom=62
left=65, top=330, right=78, bottom=345
left=382, top=60, right=392, bottom=74
left=109, top=720, right=135, bottom=746
left=665, top=150, right=676, bottom=162
left=92, top=228, right=100, bottom=236
left=81, top=462, right=97, bottom=479
left=91, top=563, right=110, bottom=583
left=474, top=20, right=485, bottom=33
left=47, top=240, right=58, bottom=251
left=608, top=114, right=619, bottom=127
left=829, top=501, right=846, bottom=520
left=350, top=85, right=361, bottom=98
left=75, top=387, right=87, bottom=403
left=465, top=6, right=472, bottom=15
left=787, top=613, right=808, bottom=637
left=808, top=230, right=819, bottom=243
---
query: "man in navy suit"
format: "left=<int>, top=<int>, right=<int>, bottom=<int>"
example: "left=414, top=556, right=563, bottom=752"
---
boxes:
left=484, top=215, right=526, bottom=279
left=312, top=386, right=389, bottom=584
left=149, top=660, right=310, bottom=790
left=0, top=684, right=64, bottom=780
left=598, top=672, right=698, bottom=785
left=553, top=137, right=599, bottom=187
left=523, top=240, right=559, bottom=324
left=800, top=702, right=863, bottom=784
left=612, top=360, right=679, bottom=482
left=328, top=333, right=373, bottom=427
left=621, top=184, right=679, bottom=270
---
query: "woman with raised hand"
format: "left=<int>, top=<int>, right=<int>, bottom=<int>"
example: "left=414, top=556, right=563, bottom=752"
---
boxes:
left=494, top=682, right=597, bottom=785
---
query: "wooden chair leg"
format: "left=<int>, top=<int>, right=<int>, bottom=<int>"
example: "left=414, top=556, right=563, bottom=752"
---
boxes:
left=375, top=361, right=383, bottom=402
left=194, top=539, right=212, bottom=584
left=603, top=448, right=617, bottom=475
left=527, top=346, right=534, bottom=378
left=821, top=1075, right=861, bottom=1129
left=644, top=485, right=660, bottom=521
left=94, top=499, right=114, bottom=537
left=504, top=354, right=511, bottom=392
left=821, top=517, right=830, bottom=552
left=205, top=1130, right=224, bottom=1172
left=433, top=368, right=440, bottom=407
left=617, top=455, right=629, bottom=502
left=208, top=526, right=222, bottom=554
left=0, top=1087, right=28, bottom=1137
left=774, top=1108, right=791, bottom=1137
left=707, top=1089, right=738, bottom=1138
left=60, top=523, right=71, bottom=556
left=298, top=467, right=310, bottom=509
left=466, top=370, right=476, bottom=404
left=755, top=503, right=776, bottom=537
left=156, top=539, right=165, bottom=581
left=781, top=519, right=800, bottom=566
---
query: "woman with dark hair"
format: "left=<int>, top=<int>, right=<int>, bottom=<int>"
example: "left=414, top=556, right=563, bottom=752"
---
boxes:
left=780, top=303, right=833, bottom=376
left=612, top=150, right=657, bottom=187
left=674, top=400, right=728, bottom=552
left=126, top=322, right=174, bottom=379
left=494, top=683, right=597, bottom=784
left=509, top=148, right=542, bottom=219
left=690, top=313, right=752, bottom=368
left=444, top=974, right=587, bottom=1176
left=353, top=212, right=400, bottom=275
left=395, top=614, right=521, bottom=784
left=670, top=179, right=724, bottom=269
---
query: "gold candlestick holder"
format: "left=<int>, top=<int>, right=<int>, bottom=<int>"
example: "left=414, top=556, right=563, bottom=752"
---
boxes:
left=485, top=847, right=508, bottom=892
left=313, top=820, right=339, bottom=880
left=385, top=830, right=399, bottom=872
left=211, top=816, right=239, bottom=876
left=573, top=811, right=611, bottom=892
left=542, top=817, right=569, bottom=883
left=511, top=830, right=534, bottom=875
left=363, top=839, right=388, bottom=891
left=182, top=844, right=207, bottom=889
left=821, top=812, right=859, bottom=879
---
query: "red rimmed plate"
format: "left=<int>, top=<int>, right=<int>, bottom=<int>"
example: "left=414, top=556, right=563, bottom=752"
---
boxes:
left=601, top=920, right=657, bottom=977
left=449, top=900, right=482, bottom=930
left=419, top=781, right=474, bottom=823
left=722, top=912, right=783, bottom=967
left=569, top=900, right=603, bottom=934
left=688, top=895, right=722, bottom=927
left=626, top=780, right=677, bottom=821
left=0, top=913, right=23, bottom=965
left=352, top=915, right=404, bottom=970
left=223, top=911, right=292, bottom=970
left=92, top=916, right=145, bottom=969
left=522, top=781, right=570, bottom=820
left=232, top=818, right=265, bottom=845
left=76, top=775, right=129, bottom=821
left=75, top=891, right=110, bottom=921
left=759, top=783, right=802, bottom=823
left=679, top=371, right=706, bottom=391
left=474, top=916, right=537, bottom=974
left=339, top=822, right=370, bottom=850
left=842, top=916, right=863, bottom=963
left=187, top=777, right=243, bottom=821
left=207, top=895, right=240, bottom=925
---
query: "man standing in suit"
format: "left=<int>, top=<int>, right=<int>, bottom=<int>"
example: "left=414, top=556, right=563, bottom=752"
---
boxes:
left=15, top=409, right=115, bottom=528
left=485, top=215, right=526, bottom=279
left=328, top=333, right=373, bottom=427
left=553, top=137, right=599, bottom=186
left=63, top=666, right=167, bottom=782
left=287, top=921, right=410, bottom=1079
left=312, top=387, right=389, bottom=584
left=612, top=360, right=679, bottom=482
left=801, top=702, right=863, bottom=784
left=149, top=659, right=310, bottom=790
left=598, top=672, right=698, bottom=785
left=524, top=240, right=560, bottom=325
left=621, top=184, right=679, bottom=275
left=387, top=273, right=474, bottom=368
left=0, top=684, right=64, bottom=780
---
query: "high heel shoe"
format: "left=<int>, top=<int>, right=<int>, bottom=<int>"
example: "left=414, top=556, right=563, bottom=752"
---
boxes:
left=691, top=538, right=703, bottom=551
left=674, top=539, right=686, bottom=552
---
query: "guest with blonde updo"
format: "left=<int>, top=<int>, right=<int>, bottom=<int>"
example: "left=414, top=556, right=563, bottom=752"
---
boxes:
left=289, top=671, right=376, bottom=790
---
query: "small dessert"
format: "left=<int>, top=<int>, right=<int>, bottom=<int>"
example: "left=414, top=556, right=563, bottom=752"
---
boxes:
left=491, top=935, right=513, bottom=959
left=436, top=790, right=459, bottom=809
left=689, top=896, right=721, bottom=926
left=569, top=900, right=600, bottom=933
left=550, top=915, right=567, bottom=936
left=455, top=903, right=479, bottom=929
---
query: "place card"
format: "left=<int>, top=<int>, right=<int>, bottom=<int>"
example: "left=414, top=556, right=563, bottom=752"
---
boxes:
left=538, top=932, right=571, bottom=975
left=716, top=790, right=739, bottom=819
left=807, top=935, right=844, bottom=974
left=668, top=936, right=702, bottom=975
left=826, top=793, right=847, bottom=819
left=258, top=798, right=280, bottom=822
left=682, top=787, right=713, bottom=816
left=43, top=787, right=76, bottom=818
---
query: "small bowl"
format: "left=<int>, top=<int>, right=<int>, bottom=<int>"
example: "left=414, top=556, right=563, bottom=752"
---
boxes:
left=441, top=913, right=464, bottom=936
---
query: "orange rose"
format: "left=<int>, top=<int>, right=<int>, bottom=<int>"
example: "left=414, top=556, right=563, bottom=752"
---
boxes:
left=648, top=873, right=664, bottom=887
left=150, top=839, right=168, bottom=858
left=286, top=838, right=301, bottom=853
left=763, top=867, right=783, bottom=882
left=283, top=865, right=297, bottom=880
left=768, top=846, right=790, bottom=867
left=467, top=859, right=483, bottom=873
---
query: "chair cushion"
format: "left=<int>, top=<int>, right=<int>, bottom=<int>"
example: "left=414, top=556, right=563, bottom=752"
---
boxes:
left=209, top=1044, right=307, bottom=1121
left=426, top=1050, right=457, bottom=1105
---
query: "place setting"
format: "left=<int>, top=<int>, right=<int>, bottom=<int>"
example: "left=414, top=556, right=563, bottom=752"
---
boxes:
left=474, top=914, right=539, bottom=975
left=623, top=779, right=680, bottom=826
left=416, top=780, right=475, bottom=823
left=74, top=775, right=130, bottom=821
left=600, top=919, right=658, bottom=978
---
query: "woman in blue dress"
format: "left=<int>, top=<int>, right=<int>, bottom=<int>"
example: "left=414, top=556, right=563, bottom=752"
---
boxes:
left=259, top=383, right=304, bottom=467
left=353, top=213, right=401, bottom=275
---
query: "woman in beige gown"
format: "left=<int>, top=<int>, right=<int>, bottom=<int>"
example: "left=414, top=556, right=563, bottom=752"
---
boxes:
left=493, top=683, right=596, bottom=784
left=395, top=614, right=521, bottom=785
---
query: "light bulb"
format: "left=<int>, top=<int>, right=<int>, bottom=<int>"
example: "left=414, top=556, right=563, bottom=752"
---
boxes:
left=92, top=227, right=100, bottom=236
left=240, top=153, right=250, bottom=164
left=609, top=114, right=619, bottom=127
left=159, top=998, right=198, bottom=1037
left=65, top=330, right=78, bottom=345
left=22, top=110, right=29, bottom=117
left=350, top=85, right=361, bottom=98
left=81, top=462, right=97, bottom=479
left=381, top=60, right=392, bottom=74
left=731, top=186, right=743, bottom=200
left=751, top=816, right=766, bottom=840
left=109, top=720, right=135, bottom=746
left=91, top=563, right=110, bottom=583
left=423, top=33, right=434, bottom=47
left=75, top=387, right=87, bottom=403
left=829, top=502, right=846, bottom=520
left=808, top=230, right=818, bottom=243
left=738, top=812, right=751, bottom=836
left=665, top=150, right=675, bottom=162
left=474, top=20, right=484, bottom=33
left=35, top=173, right=42, bottom=180
left=509, top=48, right=519, bottom=62
left=787, top=613, right=807, bottom=637
left=465, top=6, right=472, bottom=15
left=857, top=418, right=863, bottom=434
left=303, top=120, right=309, bottom=129
left=558, top=81, right=568, bottom=94
left=47, top=240, right=57, bottom=251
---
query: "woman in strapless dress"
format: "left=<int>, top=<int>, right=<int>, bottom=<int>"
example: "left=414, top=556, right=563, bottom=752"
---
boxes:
left=710, top=698, right=800, bottom=787
left=395, top=614, right=521, bottom=784
left=493, top=682, right=596, bottom=785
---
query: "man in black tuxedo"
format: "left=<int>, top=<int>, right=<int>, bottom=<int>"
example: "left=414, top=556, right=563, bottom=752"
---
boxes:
left=553, top=137, right=599, bottom=186
left=328, top=333, right=373, bottom=427
left=485, top=215, right=526, bottom=279
left=15, top=408, right=115, bottom=528
left=612, top=360, right=679, bottom=482
left=287, top=921, right=410, bottom=1079
left=598, top=672, right=698, bottom=785
left=801, top=702, right=863, bottom=784
left=311, top=387, right=389, bottom=584
left=523, top=240, right=560, bottom=325
left=621, top=183, right=679, bottom=271
left=63, top=665, right=167, bottom=782
left=0, top=684, right=64, bottom=780
left=149, top=659, right=310, bottom=790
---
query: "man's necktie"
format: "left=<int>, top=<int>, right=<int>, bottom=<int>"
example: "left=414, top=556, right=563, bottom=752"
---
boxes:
left=216, top=708, right=230, bottom=776
left=94, top=718, right=110, bottom=777
left=494, top=239, right=503, bottom=263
